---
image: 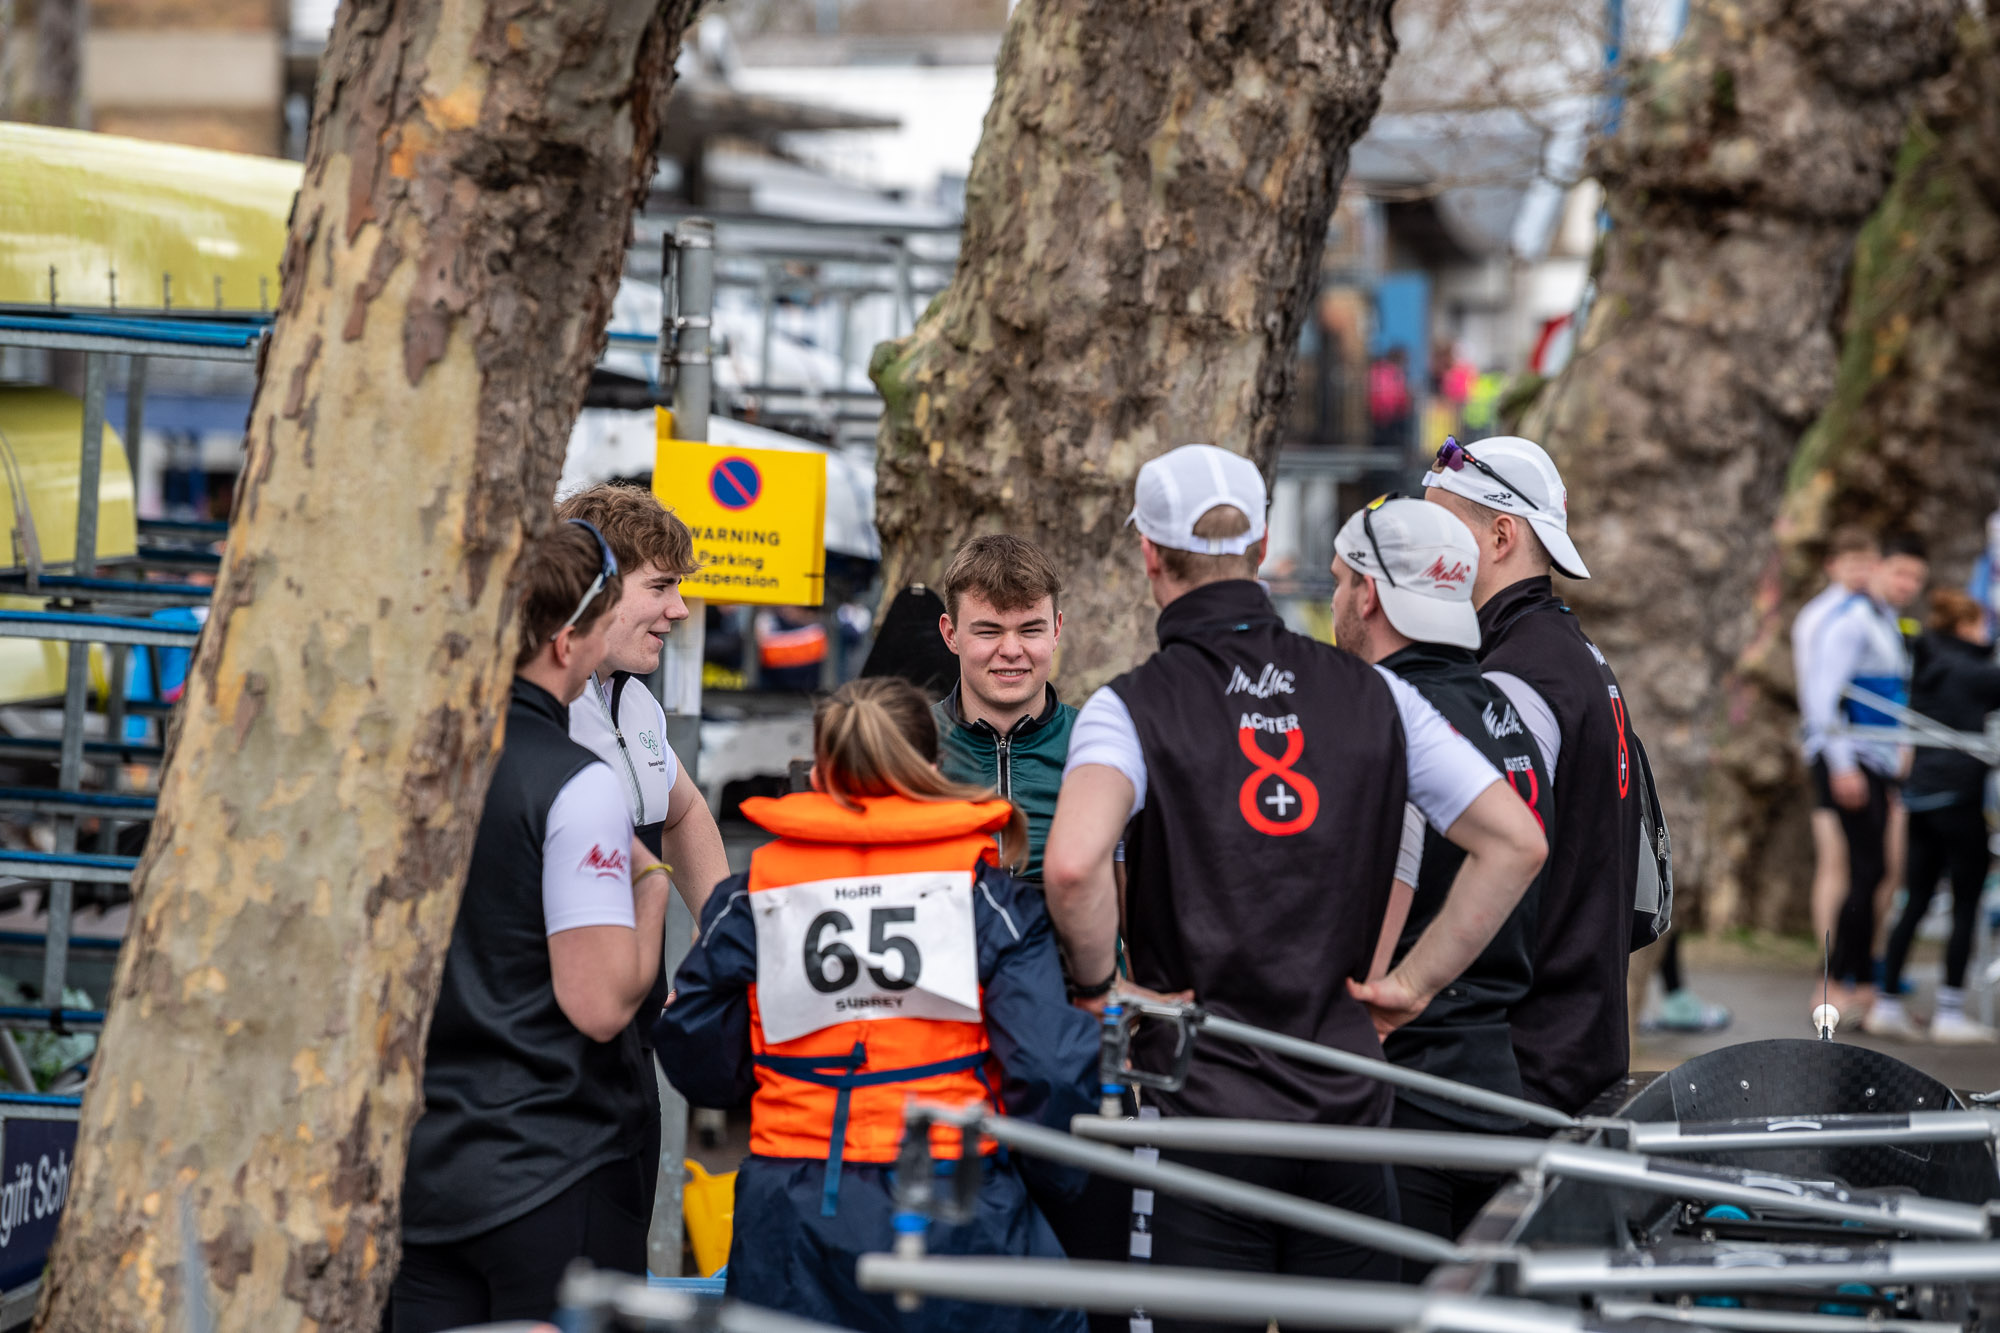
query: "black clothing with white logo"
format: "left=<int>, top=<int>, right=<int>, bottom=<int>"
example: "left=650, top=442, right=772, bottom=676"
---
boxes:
left=402, top=678, right=653, bottom=1244
left=1110, top=580, right=1409, bottom=1127
left=1475, top=577, right=1641, bottom=1115
left=1378, top=642, right=1549, bottom=1130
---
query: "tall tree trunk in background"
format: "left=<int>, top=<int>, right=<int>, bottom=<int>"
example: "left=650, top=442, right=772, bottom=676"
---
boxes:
left=1518, top=0, right=1955, bottom=924
left=872, top=0, right=1396, bottom=688
left=36, top=1, right=696, bottom=1329
left=1707, top=15, right=2000, bottom=932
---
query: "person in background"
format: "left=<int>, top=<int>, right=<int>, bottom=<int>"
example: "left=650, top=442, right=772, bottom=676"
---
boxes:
left=1800, top=534, right=1927, bottom=1024
left=932, top=534, right=1075, bottom=886
left=393, top=522, right=664, bottom=1332
left=1874, top=588, right=2000, bottom=1043
left=654, top=678, right=1097, bottom=1333
left=1370, top=347, right=1414, bottom=453
left=1793, top=527, right=1882, bottom=968
left=1968, top=509, right=2000, bottom=641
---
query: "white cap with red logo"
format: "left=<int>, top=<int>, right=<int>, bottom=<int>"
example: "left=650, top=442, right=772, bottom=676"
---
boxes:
left=1335, top=497, right=1482, bottom=650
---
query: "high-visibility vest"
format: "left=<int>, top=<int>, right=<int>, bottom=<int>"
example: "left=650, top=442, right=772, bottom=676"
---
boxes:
left=758, top=621, right=828, bottom=670
left=739, top=791, right=1009, bottom=1216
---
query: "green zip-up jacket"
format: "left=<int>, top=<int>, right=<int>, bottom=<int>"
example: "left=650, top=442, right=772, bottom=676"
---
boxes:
left=932, top=683, right=1075, bottom=885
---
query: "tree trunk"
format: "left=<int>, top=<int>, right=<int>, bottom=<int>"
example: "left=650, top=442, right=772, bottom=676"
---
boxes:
left=34, top=0, right=82, bottom=127
left=36, top=1, right=696, bottom=1328
left=1706, top=14, right=2000, bottom=932
left=871, top=0, right=1396, bottom=689
left=1518, top=0, right=1956, bottom=923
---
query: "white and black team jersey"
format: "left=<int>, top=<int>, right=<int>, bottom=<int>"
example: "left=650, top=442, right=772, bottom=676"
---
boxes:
left=569, top=672, right=682, bottom=832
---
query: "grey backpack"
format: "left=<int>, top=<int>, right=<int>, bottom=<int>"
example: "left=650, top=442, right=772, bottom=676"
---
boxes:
left=1629, top=729, right=1674, bottom=951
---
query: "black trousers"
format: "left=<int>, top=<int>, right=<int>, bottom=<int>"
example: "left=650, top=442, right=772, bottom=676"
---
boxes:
left=1389, top=1100, right=1515, bottom=1283
left=1027, top=1168, right=1134, bottom=1333
left=1816, top=760, right=1892, bottom=985
left=1885, top=798, right=1992, bottom=993
left=390, top=1156, right=651, bottom=1333
left=1149, top=1148, right=1399, bottom=1333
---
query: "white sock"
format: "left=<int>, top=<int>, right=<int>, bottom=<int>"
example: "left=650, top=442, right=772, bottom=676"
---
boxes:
left=1873, top=996, right=1906, bottom=1022
left=1937, top=987, right=1966, bottom=1019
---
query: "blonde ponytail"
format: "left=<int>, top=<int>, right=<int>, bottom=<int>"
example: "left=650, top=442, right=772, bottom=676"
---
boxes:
left=813, top=678, right=1030, bottom=870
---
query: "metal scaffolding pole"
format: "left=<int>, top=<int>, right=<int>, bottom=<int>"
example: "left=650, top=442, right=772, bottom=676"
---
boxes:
left=44, top=351, right=105, bottom=1006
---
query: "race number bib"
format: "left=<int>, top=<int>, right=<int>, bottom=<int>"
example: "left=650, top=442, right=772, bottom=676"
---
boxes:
left=752, top=870, right=982, bottom=1045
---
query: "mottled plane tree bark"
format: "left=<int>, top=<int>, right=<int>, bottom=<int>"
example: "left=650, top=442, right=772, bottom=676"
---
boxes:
left=36, top=1, right=699, bottom=1329
left=872, top=0, right=1397, bottom=687
left=1518, top=0, right=1956, bottom=920
left=1707, top=15, right=2000, bottom=931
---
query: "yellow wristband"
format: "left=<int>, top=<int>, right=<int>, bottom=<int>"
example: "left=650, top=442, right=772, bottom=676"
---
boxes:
left=634, top=861, right=672, bottom=883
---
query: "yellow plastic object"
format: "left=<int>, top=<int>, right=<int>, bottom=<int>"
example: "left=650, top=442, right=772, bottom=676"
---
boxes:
left=0, top=387, right=138, bottom=570
left=0, top=388, right=141, bottom=705
left=681, top=1159, right=736, bottom=1278
left=0, top=124, right=299, bottom=312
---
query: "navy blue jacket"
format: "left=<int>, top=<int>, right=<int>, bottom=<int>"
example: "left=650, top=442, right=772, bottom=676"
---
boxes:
left=654, top=861, right=1095, bottom=1333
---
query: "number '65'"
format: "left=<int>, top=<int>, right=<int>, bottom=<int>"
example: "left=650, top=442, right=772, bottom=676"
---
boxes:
left=804, top=908, right=922, bottom=993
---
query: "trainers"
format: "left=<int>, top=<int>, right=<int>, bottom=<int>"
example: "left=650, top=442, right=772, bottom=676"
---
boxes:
left=1861, top=999, right=1925, bottom=1041
left=1650, top=989, right=1733, bottom=1033
left=1930, top=1011, right=1998, bottom=1045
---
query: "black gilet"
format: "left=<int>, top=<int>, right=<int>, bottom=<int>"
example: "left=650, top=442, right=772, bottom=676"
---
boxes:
left=1476, top=577, right=1640, bottom=1115
left=1111, top=580, right=1408, bottom=1126
left=401, top=677, right=652, bottom=1244
left=1377, top=641, right=1549, bottom=1129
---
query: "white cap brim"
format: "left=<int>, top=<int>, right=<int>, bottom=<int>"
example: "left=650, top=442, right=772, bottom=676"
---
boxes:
left=1376, top=579, right=1481, bottom=650
left=1529, top=516, right=1590, bottom=580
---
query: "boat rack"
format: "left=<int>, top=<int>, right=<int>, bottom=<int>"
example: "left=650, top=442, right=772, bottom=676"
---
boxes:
left=0, top=310, right=252, bottom=1034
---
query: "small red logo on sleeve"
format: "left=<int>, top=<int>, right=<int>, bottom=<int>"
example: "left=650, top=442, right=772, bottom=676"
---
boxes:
left=579, top=844, right=629, bottom=879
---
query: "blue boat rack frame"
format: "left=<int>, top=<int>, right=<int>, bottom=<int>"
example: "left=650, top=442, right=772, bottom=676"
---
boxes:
left=0, top=309, right=252, bottom=1326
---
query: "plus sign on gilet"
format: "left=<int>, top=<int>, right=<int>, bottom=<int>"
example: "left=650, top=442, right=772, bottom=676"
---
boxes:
left=1110, top=580, right=1408, bottom=1126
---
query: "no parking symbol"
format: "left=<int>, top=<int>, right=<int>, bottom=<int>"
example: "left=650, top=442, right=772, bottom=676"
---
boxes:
left=709, top=456, right=762, bottom=511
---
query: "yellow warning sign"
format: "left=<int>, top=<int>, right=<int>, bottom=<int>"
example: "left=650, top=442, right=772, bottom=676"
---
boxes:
left=654, top=409, right=826, bottom=606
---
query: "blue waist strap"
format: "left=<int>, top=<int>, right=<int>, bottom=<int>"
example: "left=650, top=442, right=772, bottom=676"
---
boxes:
left=754, top=1045, right=993, bottom=1216
left=1844, top=675, right=1909, bottom=729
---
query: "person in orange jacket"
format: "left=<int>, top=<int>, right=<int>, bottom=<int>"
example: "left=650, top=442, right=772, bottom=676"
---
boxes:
left=654, top=677, right=1097, bottom=1333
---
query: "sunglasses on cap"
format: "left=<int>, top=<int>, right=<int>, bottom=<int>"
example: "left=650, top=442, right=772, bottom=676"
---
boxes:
left=555, top=518, right=619, bottom=639
left=1431, top=435, right=1541, bottom=514
left=1357, top=491, right=1412, bottom=589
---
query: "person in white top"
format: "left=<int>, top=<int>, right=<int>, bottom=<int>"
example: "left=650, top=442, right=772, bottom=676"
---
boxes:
left=1790, top=526, right=1880, bottom=953
left=555, top=484, right=730, bottom=922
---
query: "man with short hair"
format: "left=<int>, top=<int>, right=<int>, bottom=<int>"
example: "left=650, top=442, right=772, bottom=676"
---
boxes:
left=933, top=533, right=1075, bottom=885
left=1329, top=496, right=1552, bottom=1260
left=1423, top=434, right=1643, bottom=1116
left=1792, top=526, right=1880, bottom=963
left=1046, top=445, right=1545, bottom=1311
left=555, top=483, right=729, bottom=920
left=1799, top=532, right=1928, bottom=1025
left=394, top=520, right=669, bottom=1332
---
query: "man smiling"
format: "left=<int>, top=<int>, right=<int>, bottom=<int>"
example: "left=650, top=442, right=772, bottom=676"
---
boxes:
left=555, top=484, right=729, bottom=921
left=932, top=534, right=1075, bottom=886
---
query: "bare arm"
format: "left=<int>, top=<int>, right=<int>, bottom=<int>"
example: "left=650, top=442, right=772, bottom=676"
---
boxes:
left=550, top=841, right=673, bottom=1042
left=660, top=764, right=728, bottom=921
left=1042, top=764, right=1132, bottom=1010
left=1349, top=781, right=1545, bottom=1037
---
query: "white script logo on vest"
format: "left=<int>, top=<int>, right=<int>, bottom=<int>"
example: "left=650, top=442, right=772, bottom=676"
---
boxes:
left=1481, top=701, right=1524, bottom=740
left=1226, top=663, right=1296, bottom=699
left=751, top=869, right=982, bottom=1045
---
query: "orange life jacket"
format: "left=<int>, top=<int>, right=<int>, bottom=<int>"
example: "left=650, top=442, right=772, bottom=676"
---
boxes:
left=740, top=790, right=1010, bottom=1216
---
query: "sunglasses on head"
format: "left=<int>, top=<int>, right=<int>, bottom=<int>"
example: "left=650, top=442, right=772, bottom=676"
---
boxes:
left=1431, top=435, right=1541, bottom=514
left=1356, top=491, right=1415, bottom=589
left=556, top=518, right=619, bottom=639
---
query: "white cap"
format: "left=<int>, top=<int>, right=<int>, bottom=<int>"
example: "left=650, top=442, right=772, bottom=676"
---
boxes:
left=1128, top=445, right=1267, bottom=555
left=1335, top=498, right=1481, bottom=650
left=1420, top=435, right=1590, bottom=579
